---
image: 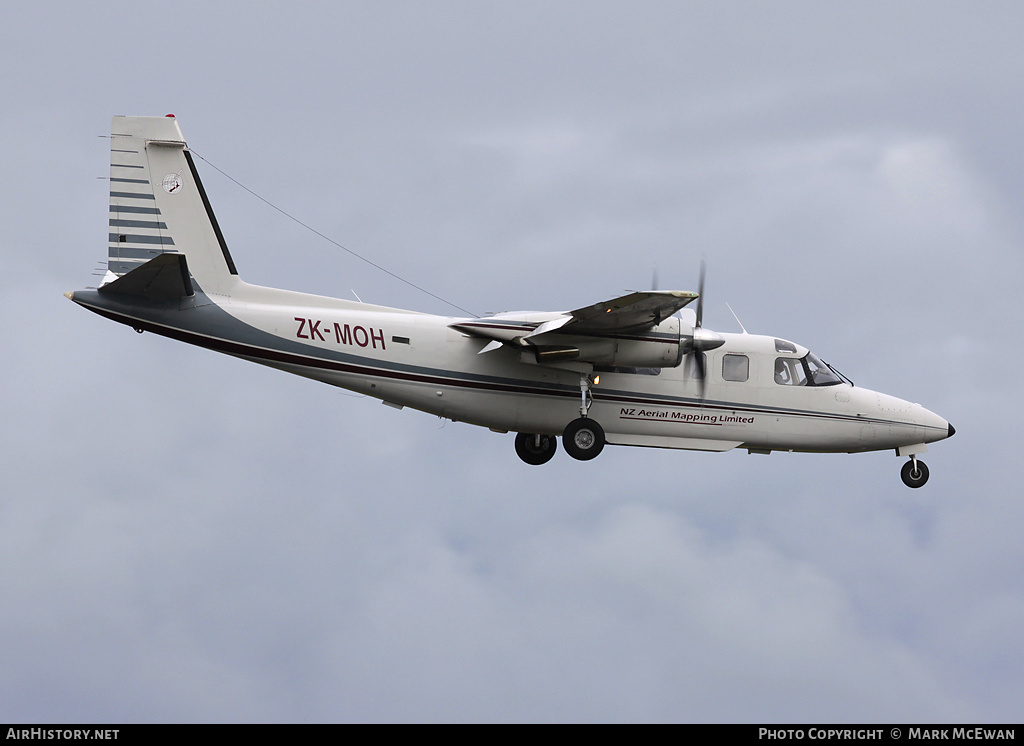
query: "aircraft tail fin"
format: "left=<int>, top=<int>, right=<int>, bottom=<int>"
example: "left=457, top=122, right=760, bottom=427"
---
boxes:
left=106, top=116, right=238, bottom=295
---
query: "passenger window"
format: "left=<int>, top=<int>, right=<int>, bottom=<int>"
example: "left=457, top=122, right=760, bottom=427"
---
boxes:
left=722, top=354, right=749, bottom=382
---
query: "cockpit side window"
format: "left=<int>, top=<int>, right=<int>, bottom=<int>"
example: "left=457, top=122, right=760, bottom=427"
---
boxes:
left=774, top=353, right=844, bottom=386
left=775, top=357, right=807, bottom=386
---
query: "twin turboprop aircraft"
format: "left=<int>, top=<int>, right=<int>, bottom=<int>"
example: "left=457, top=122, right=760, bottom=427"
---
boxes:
left=68, top=116, right=954, bottom=487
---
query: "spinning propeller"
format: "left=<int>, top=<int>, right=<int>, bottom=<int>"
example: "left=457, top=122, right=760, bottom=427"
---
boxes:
left=686, top=260, right=724, bottom=398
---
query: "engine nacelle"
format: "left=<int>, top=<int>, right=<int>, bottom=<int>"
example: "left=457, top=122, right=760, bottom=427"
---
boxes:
left=532, top=316, right=685, bottom=369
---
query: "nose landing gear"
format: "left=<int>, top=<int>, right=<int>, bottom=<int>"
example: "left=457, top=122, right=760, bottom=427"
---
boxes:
left=901, top=456, right=930, bottom=488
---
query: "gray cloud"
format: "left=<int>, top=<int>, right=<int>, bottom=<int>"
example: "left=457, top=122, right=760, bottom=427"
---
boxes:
left=2, top=0, right=1021, bottom=723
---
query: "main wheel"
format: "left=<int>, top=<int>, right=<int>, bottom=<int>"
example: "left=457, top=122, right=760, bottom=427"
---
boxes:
left=562, top=418, right=606, bottom=461
left=900, top=459, right=930, bottom=488
left=514, top=432, right=557, bottom=465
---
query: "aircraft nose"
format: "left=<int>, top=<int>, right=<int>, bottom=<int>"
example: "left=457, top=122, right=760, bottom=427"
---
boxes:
left=909, top=403, right=953, bottom=445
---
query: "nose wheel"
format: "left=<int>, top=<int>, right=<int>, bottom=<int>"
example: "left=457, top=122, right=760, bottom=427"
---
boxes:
left=901, top=456, right=930, bottom=488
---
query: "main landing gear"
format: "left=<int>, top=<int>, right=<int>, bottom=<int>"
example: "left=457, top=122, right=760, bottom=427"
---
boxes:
left=901, top=456, right=930, bottom=488
left=514, top=432, right=558, bottom=465
left=515, top=372, right=607, bottom=465
left=562, top=417, right=605, bottom=461
left=562, top=372, right=605, bottom=460
left=514, top=419, right=607, bottom=465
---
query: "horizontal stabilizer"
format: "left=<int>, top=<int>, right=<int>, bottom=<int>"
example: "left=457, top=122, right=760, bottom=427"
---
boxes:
left=98, top=253, right=195, bottom=299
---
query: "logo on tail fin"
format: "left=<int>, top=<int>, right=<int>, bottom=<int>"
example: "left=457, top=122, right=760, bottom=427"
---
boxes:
left=162, top=172, right=183, bottom=193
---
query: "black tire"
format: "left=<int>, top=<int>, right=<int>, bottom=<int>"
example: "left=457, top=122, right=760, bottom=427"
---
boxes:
left=901, top=459, right=929, bottom=488
left=514, top=432, right=557, bottom=465
left=562, top=418, right=606, bottom=461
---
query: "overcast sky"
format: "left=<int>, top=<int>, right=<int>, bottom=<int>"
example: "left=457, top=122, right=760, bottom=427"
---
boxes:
left=2, top=0, right=1023, bottom=723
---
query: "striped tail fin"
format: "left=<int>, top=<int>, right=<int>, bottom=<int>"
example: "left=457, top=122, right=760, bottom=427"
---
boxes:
left=107, top=115, right=238, bottom=295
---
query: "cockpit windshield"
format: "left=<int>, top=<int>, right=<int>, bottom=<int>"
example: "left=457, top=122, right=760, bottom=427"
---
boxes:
left=774, top=352, right=846, bottom=387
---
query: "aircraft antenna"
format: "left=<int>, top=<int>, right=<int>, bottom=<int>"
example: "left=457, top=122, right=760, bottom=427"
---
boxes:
left=189, top=150, right=479, bottom=317
left=726, top=302, right=748, bottom=334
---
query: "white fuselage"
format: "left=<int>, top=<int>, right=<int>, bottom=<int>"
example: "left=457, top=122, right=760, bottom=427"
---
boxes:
left=198, top=281, right=949, bottom=456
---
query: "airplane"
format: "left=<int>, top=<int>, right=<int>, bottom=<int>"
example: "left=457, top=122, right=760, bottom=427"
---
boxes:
left=67, top=115, right=954, bottom=488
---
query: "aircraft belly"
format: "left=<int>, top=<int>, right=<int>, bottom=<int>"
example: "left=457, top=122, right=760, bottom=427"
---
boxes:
left=605, top=433, right=742, bottom=452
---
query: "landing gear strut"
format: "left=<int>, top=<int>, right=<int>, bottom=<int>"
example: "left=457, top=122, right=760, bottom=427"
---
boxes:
left=579, top=372, right=593, bottom=417
left=515, top=373, right=607, bottom=464
left=901, top=456, right=930, bottom=488
left=514, top=432, right=558, bottom=465
left=563, top=373, right=606, bottom=460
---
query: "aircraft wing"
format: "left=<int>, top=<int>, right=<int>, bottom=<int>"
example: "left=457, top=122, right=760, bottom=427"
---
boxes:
left=451, top=290, right=698, bottom=344
left=554, top=290, right=698, bottom=335
left=450, top=290, right=698, bottom=372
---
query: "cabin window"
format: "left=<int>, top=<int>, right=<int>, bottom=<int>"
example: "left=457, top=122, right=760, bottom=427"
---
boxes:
left=722, top=354, right=749, bottom=382
left=775, top=339, right=797, bottom=353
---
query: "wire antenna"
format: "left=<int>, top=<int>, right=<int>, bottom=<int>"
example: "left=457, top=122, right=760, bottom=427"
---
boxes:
left=726, top=302, right=748, bottom=334
left=189, top=150, right=478, bottom=317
